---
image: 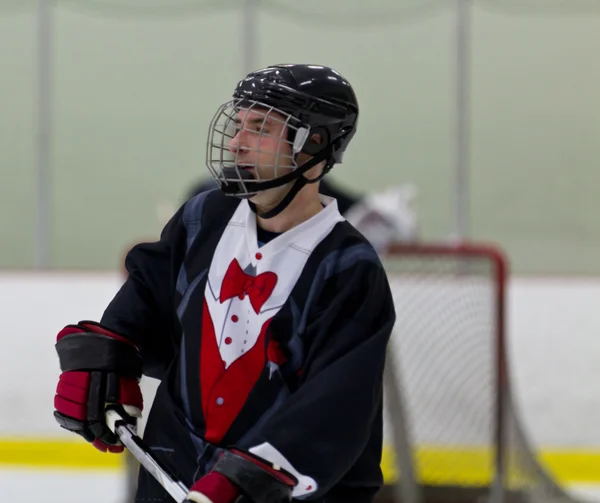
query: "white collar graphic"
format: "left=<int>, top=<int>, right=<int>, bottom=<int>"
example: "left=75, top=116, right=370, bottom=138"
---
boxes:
left=205, top=195, right=344, bottom=314
left=243, top=195, right=343, bottom=258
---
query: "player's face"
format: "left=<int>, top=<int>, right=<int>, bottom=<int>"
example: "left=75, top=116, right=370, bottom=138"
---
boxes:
left=227, top=108, right=295, bottom=182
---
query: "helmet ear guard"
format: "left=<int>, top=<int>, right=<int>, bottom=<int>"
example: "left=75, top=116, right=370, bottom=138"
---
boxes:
left=300, top=126, right=330, bottom=156
left=292, top=127, right=310, bottom=155
left=290, top=125, right=331, bottom=157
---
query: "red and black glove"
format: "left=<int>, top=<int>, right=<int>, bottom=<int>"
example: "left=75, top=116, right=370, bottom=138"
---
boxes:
left=185, top=448, right=298, bottom=503
left=54, top=321, right=143, bottom=453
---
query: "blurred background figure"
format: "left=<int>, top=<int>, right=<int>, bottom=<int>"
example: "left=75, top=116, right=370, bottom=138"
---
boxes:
left=1, top=1, right=600, bottom=503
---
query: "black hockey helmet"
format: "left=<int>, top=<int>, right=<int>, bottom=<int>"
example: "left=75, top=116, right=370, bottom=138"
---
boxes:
left=205, top=64, right=359, bottom=218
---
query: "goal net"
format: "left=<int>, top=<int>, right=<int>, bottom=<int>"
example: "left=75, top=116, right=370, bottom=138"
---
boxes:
left=379, top=243, right=579, bottom=503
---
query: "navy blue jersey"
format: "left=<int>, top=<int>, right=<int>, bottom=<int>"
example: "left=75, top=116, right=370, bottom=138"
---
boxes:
left=101, top=189, right=395, bottom=503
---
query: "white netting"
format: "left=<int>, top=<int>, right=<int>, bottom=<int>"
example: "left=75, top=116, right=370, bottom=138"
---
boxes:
left=380, top=244, right=580, bottom=503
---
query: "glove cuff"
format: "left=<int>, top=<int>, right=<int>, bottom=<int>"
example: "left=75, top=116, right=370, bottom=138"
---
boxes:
left=210, top=448, right=297, bottom=503
left=57, top=321, right=138, bottom=350
left=55, top=323, right=142, bottom=378
left=189, top=472, right=239, bottom=503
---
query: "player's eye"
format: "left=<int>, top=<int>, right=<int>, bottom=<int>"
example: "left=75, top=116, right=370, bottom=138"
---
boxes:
left=229, top=121, right=241, bottom=135
left=262, top=121, right=275, bottom=133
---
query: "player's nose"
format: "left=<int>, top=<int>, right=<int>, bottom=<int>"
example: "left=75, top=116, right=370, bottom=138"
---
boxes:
left=227, top=132, right=244, bottom=154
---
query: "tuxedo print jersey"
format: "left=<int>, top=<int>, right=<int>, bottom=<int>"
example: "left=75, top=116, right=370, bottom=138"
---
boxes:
left=100, top=189, right=396, bottom=503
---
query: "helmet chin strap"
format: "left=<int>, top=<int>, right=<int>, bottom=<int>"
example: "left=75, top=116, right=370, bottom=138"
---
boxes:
left=247, top=154, right=333, bottom=220
left=248, top=175, right=307, bottom=220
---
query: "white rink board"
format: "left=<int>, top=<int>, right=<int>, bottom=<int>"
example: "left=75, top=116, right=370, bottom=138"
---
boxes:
left=2, top=271, right=600, bottom=449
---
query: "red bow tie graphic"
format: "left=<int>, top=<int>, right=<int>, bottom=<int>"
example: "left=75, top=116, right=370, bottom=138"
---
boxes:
left=220, top=258, right=278, bottom=314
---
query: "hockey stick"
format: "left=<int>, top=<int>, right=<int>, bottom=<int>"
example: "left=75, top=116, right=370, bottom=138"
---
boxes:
left=105, top=407, right=190, bottom=503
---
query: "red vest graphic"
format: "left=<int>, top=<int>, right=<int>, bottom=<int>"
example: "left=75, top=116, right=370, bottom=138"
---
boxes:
left=200, top=259, right=285, bottom=443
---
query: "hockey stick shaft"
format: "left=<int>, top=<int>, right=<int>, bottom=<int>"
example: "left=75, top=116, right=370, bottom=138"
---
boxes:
left=105, top=408, right=190, bottom=503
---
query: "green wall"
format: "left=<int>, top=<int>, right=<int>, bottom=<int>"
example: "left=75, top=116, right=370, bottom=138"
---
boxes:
left=1, top=1, right=599, bottom=273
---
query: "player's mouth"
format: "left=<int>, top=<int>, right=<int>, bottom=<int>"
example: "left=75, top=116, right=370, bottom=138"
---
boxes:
left=236, top=165, right=255, bottom=176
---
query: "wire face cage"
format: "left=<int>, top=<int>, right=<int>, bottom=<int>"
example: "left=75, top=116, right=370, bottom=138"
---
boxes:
left=206, top=98, right=308, bottom=197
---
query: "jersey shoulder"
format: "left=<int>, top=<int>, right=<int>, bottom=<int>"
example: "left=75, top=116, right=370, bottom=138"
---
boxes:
left=182, top=188, right=241, bottom=227
left=184, top=177, right=219, bottom=202
left=305, top=219, right=387, bottom=286
left=295, top=220, right=395, bottom=336
left=328, top=219, right=383, bottom=263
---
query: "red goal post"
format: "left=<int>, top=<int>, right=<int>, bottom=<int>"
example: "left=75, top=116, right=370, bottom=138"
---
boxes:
left=378, top=242, right=578, bottom=503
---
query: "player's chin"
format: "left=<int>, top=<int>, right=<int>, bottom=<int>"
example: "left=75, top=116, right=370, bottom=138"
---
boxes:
left=250, top=184, right=288, bottom=206
left=248, top=191, right=267, bottom=205
left=248, top=186, right=277, bottom=205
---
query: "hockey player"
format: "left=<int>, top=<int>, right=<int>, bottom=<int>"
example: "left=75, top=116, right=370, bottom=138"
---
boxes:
left=53, top=64, right=396, bottom=503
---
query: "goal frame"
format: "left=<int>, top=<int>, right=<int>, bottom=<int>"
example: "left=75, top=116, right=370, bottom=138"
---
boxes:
left=380, top=241, right=509, bottom=503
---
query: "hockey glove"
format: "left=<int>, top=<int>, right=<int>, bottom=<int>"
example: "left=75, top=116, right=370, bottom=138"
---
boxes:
left=53, top=321, right=143, bottom=453
left=185, top=448, right=297, bottom=503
